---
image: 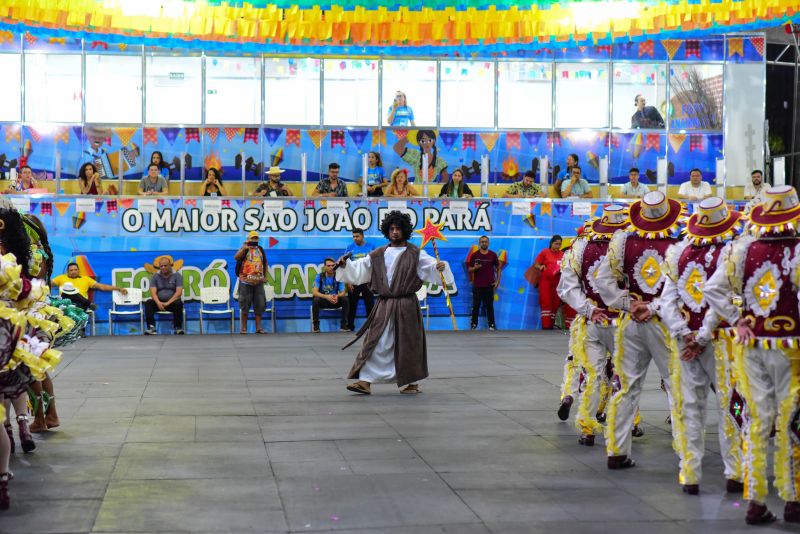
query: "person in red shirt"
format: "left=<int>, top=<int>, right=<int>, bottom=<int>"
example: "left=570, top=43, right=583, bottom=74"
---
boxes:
left=534, top=235, right=566, bottom=329
left=467, top=236, right=501, bottom=330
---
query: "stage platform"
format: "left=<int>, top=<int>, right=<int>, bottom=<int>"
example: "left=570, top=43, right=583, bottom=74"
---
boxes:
left=1, top=331, right=783, bottom=533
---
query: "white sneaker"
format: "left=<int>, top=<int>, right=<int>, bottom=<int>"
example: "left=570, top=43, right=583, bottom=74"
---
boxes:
left=144, top=326, right=156, bottom=335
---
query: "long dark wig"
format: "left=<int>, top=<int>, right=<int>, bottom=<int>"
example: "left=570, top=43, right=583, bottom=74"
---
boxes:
left=0, top=208, right=32, bottom=278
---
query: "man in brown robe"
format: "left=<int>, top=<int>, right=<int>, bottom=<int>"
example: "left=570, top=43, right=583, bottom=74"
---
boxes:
left=336, top=211, right=454, bottom=394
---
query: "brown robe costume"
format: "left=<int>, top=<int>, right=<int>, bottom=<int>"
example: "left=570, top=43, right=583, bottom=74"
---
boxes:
left=343, top=243, right=428, bottom=386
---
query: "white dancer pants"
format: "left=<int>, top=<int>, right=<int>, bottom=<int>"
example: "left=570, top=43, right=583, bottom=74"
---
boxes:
left=572, top=317, right=615, bottom=437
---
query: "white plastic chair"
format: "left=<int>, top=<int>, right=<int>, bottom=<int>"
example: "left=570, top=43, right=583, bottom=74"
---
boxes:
left=416, top=286, right=429, bottom=329
left=85, top=308, right=96, bottom=336
left=108, top=288, right=144, bottom=335
left=199, top=286, right=234, bottom=334
left=154, top=304, right=187, bottom=333
left=263, top=284, right=277, bottom=333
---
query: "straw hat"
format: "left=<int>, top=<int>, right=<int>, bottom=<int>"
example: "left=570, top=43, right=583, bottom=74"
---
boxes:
left=265, top=166, right=285, bottom=176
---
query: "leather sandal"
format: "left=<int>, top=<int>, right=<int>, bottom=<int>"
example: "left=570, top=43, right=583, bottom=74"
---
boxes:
left=400, top=384, right=421, bottom=394
left=346, top=382, right=371, bottom=395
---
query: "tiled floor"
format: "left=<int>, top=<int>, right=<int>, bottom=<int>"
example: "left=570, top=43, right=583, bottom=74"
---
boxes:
left=0, top=331, right=789, bottom=533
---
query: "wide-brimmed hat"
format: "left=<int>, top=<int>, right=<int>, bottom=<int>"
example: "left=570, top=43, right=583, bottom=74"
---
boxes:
left=590, top=204, right=629, bottom=237
left=60, top=282, right=79, bottom=295
left=629, top=191, right=684, bottom=238
left=686, top=197, right=742, bottom=242
left=748, top=186, right=800, bottom=233
left=265, top=166, right=285, bottom=176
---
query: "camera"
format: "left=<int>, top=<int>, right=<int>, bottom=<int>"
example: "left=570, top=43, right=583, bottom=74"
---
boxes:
left=247, top=241, right=257, bottom=247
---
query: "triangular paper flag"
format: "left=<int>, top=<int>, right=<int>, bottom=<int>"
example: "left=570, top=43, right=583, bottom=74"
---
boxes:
left=306, top=130, right=328, bottom=150
left=161, top=128, right=180, bottom=146
left=263, top=128, right=283, bottom=146
left=667, top=134, right=687, bottom=153
left=115, top=128, right=137, bottom=146
left=372, top=130, right=386, bottom=147
left=119, top=199, right=135, bottom=210
left=661, top=40, right=682, bottom=60
left=479, top=133, right=499, bottom=152
left=269, top=237, right=279, bottom=248
left=55, top=202, right=71, bottom=216
left=204, top=128, right=220, bottom=143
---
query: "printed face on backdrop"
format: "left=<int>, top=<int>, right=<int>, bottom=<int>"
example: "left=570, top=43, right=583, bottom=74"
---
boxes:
left=85, top=126, right=111, bottom=152
left=418, top=133, right=435, bottom=152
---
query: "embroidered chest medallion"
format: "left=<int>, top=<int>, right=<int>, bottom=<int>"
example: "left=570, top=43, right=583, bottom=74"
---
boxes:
left=745, top=262, right=782, bottom=318
left=678, top=262, right=706, bottom=312
left=633, top=249, right=665, bottom=295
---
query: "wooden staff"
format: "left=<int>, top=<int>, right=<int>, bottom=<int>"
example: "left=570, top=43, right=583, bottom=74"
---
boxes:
left=431, top=239, right=457, bottom=330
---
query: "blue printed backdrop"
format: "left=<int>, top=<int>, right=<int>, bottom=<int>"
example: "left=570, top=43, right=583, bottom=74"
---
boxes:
left=35, top=197, right=616, bottom=334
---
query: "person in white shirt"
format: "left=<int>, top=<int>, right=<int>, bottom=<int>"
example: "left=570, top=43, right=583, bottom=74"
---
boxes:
left=677, top=168, right=712, bottom=201
left=743, top=169, right=767, bottom=204
left=618, top=167, right=651, bottom=198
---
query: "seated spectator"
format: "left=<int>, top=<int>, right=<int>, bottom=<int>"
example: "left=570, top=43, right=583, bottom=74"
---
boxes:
left=677, top=168, right=712, bottom=201
left=744, top=169, right=767, bottom=204
left=439, top=168, right=474, bottom=198
left=138, top=163, right=169, bottom=196
left=631, top=95, right=665, bottom=129
left=312, top=163, right=348, bottom=197
left=145, top=256, right=184, bottom=335
left=200, top=167, right=227, bottom=196
left=254, top=166, right=291, bottom=197
left=503, top=170, right=543, bottom=198
left=78, top=162, right=103, bottom=195
left=560, top=166, right=592, bottom=198
left=5, top=165, right=38, bottom=194
left=553, top=154, right=579, bottom=199
left=311, top=258, right=349, bottom=333
left=363, top=152, right=387, bottom=197
left=618, top=167, right=651, bottom=198
left=51, top=261, right=128, bottom=311
left=384, top=169, right=419, bottom=197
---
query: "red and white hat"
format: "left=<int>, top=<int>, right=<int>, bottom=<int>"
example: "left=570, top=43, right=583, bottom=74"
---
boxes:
left=628, top=191, right=684, bottom=238
left=748, top=185, right=800, bottom=235
left=686, top=197, right=742, bottom=244
left=589, top=204, right=629, bottom=238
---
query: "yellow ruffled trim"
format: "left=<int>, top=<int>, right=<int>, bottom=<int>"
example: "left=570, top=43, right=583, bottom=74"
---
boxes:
left=686, top=224, right=741, bottom=247
left=4, top=346, right=51, bottom=380
left=605, top=313, right=631, bottom=456
left=607, top=230, right=627, bottom=283
left=733, top=342, right=769, bottom=501
left=773, top=352, right=800, bottom=502
left=748, top=220, right=799, bottom=237
left=571, top=316, right=603, bottom=437
left=25, top=314, right=60, bottom=338
left=0, top=404, right=4, bottom=422
left=0, top=253, right=23, bottom=301
left=631, top=215, right=685, bottom=240
left=27, top=247, right=43, bottom=279
left=668, top=333, right=696, bottom=485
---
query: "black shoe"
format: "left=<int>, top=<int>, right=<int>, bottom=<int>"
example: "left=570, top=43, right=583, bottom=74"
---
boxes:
left=726, top=479, right=744, bottom=493
left=578, top=434, right=594, bottom=446
left=746, top=502, right=776, bottom=525
left=470, top=324, right=477, bottom=330
left=596, top=412, right=607, bottom=423
left=632, top=425, right=644, bottom=437
left=607, top=455, right=636, bottom=470
left=144, top=326, right=156, bottom=335
left=557, top=396, right=573, bottom=421
left=312, top=326, right=320, bottom=333
left=489, top=326, right=496, bottom=331
left=682, top=484, right=699, bottom=495
left=174, top=329, right=185, bottom=335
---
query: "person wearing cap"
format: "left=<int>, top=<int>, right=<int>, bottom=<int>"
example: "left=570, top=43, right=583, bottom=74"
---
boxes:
left=51, top=261, right=128, bottom=311
left=702, top=186, right=800, bottom=525
left=144, top=255, right=184, bottom=335
left=593, top=190, right=685, bottom=470
left=234, top=231, right=268, bottom=334
left=254, top=167, right=290, bottom=197
left=657, top=197, right=744, bottom=496
left=557, top=205, right=639, bottom=446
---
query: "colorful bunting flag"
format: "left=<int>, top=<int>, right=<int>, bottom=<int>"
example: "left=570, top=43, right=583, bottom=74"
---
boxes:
left=685, top=39, right=701, bottom=58
left=203, top=127, right=220, bottom=143
left=638, top=40, right=655, bottom=57
left=728, top=38, right=744, bottom=58
left=29, top=202, right=38, bottom=214
left=661, top=39, right=682, bottom=60
left=185, top=199, right=197, bottom=207
left=540, top=203, right=552, bottom=216
left=331, top=130, right=346, bottom=148
left=667, top=133, right=687, bottom=153
left=306, top=130, right=328, bottom=150
left=689, top=134, right=704, bottom=152
left=185, top=128, right=200, bottom=143
left=27, top=126, right=41, bottom=143
left=143, top=128, right=158, bottom=145
left=750, top=37, right=765, bottom=57
left=479, top=133, right=499, bottom=152
left=119, top=199, right=135, bottom=210
left=224, top=127, right=243, bottom=142
left=264, top=128, right=283, bottom=146
left=40, top=202, right=52, bottom=216
left=645, top=134, right=661, bottom=151
left=170, top=199, right=181, bottom=208
left=161, top=127, right=180, bottom=146
left=462, top=133, right=476, bottom=150
left=372, top=130, right=386, bottom=147
left=106, top=200, right=117, bottom=213
left=4, top=125, right=20, bottom=143
left=506, top=132, right=521, bottom=150
left=53, top=126, right=70, bottom=144
left=348, top=130, right=368, bottom=148
left=439, top=131, right=458, bottom=150
left=114, top=127, right=137, bottom=146
left=286, top=129, right=301, bottom=147
left=222, top=199, right=230, bottom=208
left=55, top=202, right=70, bottom=216
left=546, top=132, right=561, bottom=147
left=244, top=128, right=259, bottom=143
left=95, top=200, right=104, bottom=214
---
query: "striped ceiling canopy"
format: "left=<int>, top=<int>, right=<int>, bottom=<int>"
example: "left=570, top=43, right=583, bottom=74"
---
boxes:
left=0, top=0, right=793, bottom=54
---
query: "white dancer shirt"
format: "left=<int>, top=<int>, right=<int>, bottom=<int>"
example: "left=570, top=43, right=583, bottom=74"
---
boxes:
left=336, top=246, right=455, bottom=384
